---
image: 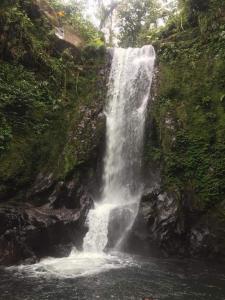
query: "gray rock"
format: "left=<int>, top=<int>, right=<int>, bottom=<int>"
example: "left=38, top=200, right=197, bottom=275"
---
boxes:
left=0, top=194, right=92, bottom=266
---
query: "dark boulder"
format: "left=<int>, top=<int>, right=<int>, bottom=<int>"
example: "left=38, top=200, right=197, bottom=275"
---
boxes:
left=0, top=192, right=92, bottom=266
left=127, top=188, right=187, bottom=257
left=106, top=204, right=135, bottom=250
left=134, top=189, right=188, bottom=256
left=128, top=185, right=225, bottom=261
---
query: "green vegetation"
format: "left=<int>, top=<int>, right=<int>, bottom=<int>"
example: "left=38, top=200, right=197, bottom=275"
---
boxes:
left=117, top=0, right=160, bottom=47
left=0, top=0, right=107, bottom=202
left=51, top=0, right=104, bottom=45
left=1, top=0, right=225, bottom=217
left=144, top=0, right=225, bottom=210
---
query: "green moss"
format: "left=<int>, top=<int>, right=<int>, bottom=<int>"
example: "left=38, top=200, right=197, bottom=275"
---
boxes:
left=0, top=0, right=107, bottom=202
left=146, top=6, right=225, bottom=210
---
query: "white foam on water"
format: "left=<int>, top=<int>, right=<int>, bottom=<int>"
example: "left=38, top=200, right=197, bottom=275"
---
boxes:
left=8, top=250, right=134, bottom=278
left=7, top=46, right=155, bottom=279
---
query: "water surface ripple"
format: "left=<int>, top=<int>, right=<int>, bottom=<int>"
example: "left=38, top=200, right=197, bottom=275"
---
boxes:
left=1, top=253, right=225, bottom=300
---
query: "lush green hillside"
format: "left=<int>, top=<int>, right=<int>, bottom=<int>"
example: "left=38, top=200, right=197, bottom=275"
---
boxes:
left=0, top=0, right=107, bottom=204
left=138, top=0, right=225, bottom=258
left=146, top=0, right=225, bottom=210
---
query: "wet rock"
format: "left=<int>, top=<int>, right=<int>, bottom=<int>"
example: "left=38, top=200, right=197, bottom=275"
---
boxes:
left=51, top=243, right=73, bottom=258
left=27, top=172, right=55, bottom=199
left=106, top=205, right=135, bottom=250
left=128, top=179, right=225, bottom=260
left=48, top=180, right=93, bottom=210
left=51, top=34, right=81, bottom=57
left=189, top=208, right=225, bottom=259
left=0, top=196, right=92, bottom=266
left=127, top=188, right=187, bottom=257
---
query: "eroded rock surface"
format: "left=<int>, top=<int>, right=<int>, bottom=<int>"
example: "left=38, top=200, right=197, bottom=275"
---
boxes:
left=0, top=192, right=92, bottom=266
left=129, top=179, right=225, bottom=261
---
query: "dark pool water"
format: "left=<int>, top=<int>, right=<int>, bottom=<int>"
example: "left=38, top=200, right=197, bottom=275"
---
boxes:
left=1, top=253, right=225, bottom=300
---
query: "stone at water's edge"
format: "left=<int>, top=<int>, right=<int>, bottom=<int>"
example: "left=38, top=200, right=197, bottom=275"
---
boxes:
left=131, top=189, right=187, bottom=256
left=0, top=46, right=110, bottom=266
left=106, top=206, right=134, bottom=250
left=0, top=0, right=111, bottom=266
left=0, top=193, right=92, bottom=266
left=129, top=174, right=225, bottom=260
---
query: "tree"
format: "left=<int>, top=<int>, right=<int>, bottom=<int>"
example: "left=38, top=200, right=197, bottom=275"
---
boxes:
left=99, top=1, right=120, bottom=29
left=116, top=0, right=160, bottom=47
left=178, top=0, right=210, bottom=26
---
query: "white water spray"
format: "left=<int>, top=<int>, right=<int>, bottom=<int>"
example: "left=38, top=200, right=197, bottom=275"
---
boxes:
left=12, top=46, right=156, bottom=278
left=83, top=46, right=156, bottom=253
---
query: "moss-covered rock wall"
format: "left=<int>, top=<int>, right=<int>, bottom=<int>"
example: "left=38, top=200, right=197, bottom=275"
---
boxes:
left=153, top=0, right=225, bottom=209
left=141, top=0, right=225, bottom=259
left=0, top=0, right=108, bottom=205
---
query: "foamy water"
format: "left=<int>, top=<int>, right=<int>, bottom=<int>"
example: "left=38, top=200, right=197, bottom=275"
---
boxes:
left=7, top=46, right=155, bottom=280
left=8, top=250, right=135, bottom=278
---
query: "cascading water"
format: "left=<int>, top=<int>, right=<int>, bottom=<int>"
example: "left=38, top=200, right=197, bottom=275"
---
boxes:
left=14, top=45, right=155, bottom=278
left=83, top=45, right=156, bottom=253
left=6, top=47, right=225, bottom=300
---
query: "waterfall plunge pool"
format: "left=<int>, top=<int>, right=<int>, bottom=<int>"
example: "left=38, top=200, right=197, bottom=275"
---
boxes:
left=1, top=252, right=225, bottom=299
left=2, top=46, right=224, bottom=299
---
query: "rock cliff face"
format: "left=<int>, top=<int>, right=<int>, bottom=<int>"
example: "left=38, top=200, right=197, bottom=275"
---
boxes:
left=0, top=0, right=108, bottom=203
left=129, top=1, right=225, bottom=261
left=0, top=0, right=109, bottom=265
left=1, top=0, right=225, bottom=265
left=130, top=178, right=225, bottom=261
left=0, top=197, right=91, bottom=265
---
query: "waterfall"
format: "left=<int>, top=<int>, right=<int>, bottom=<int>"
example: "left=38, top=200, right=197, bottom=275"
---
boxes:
left=83, top=45, right=156, bottom=253
left=12, top=46, right=156, bottom=279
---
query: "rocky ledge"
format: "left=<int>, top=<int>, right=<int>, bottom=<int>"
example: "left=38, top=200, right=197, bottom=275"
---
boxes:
left=128, top=185, right=225, bottom=261
left=0, top=194, right=92, bottom=266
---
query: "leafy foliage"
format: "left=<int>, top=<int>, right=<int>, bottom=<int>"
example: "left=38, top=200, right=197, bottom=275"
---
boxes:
left=0, top=63, right=56, bottom=138
left=117, top=0, right=160, bottom=47
left=0, top=0, right=107, bottom=202
left=50, top=0, right=104, bottom=44
left=145, top=3, right=225, bottom=209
